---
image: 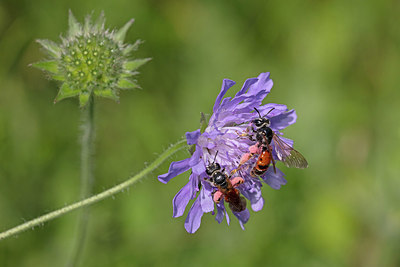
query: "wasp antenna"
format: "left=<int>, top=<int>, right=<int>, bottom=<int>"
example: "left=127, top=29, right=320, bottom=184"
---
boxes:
left=254, top=107, right=262, bottom=118
left=266, top=107, right=275, bottom=116
left=212, top=151, right=219, bottom=164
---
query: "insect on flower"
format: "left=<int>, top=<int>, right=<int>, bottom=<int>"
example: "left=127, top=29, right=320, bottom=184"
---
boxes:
left=158, top=72, right=302, bottom=233
left=238, top=107, right=308, bottom=177
left=204, top=152, right=247, bottom=213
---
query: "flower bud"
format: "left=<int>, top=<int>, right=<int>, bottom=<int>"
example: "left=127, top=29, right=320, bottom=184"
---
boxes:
left=33, top=10, right=150, bottom=107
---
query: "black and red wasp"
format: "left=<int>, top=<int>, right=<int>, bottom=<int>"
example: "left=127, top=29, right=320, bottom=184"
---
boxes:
left=237, top=107, right=308, bottom=177
left=205, top=152, right=247, bottom=212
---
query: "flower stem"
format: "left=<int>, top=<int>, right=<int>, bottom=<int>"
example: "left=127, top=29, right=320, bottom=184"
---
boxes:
left=0, top=139, right=187, bottom=241
left=67, top=94, right=95, bottom=266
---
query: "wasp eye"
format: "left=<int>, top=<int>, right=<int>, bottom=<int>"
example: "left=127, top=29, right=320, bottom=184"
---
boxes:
left=253, top=118, right=263, bottom=127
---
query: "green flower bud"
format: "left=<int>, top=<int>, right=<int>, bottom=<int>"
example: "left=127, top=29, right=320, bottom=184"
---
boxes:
left=32, top=10, right=150, bottom=107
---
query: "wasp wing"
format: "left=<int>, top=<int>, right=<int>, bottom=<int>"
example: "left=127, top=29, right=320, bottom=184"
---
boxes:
left=272, top=134, right=308, bottom=168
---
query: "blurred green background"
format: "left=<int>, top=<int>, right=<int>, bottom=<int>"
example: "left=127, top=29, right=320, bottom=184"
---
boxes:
left=0, top=0, right=399, bottom=266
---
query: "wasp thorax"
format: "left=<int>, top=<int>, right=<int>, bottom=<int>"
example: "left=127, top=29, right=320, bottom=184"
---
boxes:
left=256, top=127, right=273, bottom=144
left=213, top=172, right=228, bottom=187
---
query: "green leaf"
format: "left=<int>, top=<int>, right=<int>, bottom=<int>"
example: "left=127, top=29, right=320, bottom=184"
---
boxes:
left=79, top=92, right=90, bottom=107
left=55, top=83, right=80, bottom=103
left=94, top=88, right=119, bottom=101
left=36, top=39, right=61, bottom=58
left=31, top=60, right=59, bottom=73
left=122, top=40, right=142, bottom=55
left=51, top=75, right=65, bottom=81
left=93, top=11, right=105, bottom=32
left=123, top=58, right=151, bottom=71
left=68, top=10, right=81, bottom=37
left=121, top=71, right=139, bottom=78
left=84, top=12, right=93, bottom=33
left=117, top=78, right=138, bottom=89
left=114, top=19, right=134, bottom=43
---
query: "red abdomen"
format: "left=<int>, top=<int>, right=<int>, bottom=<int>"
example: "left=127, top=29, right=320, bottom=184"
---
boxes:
left=225, top=189, right=246, bottom=212
left=251, top=149, right=272, bottom=177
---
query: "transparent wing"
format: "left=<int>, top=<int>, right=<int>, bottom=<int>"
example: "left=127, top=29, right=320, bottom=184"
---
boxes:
left=272, top=134, right=308, bottom=168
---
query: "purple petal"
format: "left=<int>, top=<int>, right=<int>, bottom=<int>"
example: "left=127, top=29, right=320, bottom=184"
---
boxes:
left=233, top=209, right=250, bottom=230
left=270, top=109, right=297, bottom=130
left=189, top=147, right=202, bottom=167
left=258, top=103, right=288, bottom=116
left=184, top=198, right=204, bottom=233
left=186, top=129, right=201, bottom=145
left=200, top=131, right=221, bottom=141
left=172, top=173, right=198, bottom=217
left=216, top=74, right=271, bottom=116
left=236, top=78, right=259, bottom=96
left=158, top=157, right=191, bottom=184
left=215, top=202, right=225, bottom=224
left=262, top=167, right=287, bottom=189
left=241, top=186, right=264, bottom=212
left=247, top=72, right=273, bottom=97
left=252, top=196, right=264, bottom=212
left=228, top=90, right=270, bottom=116
left=213, top=79, right=236, bottom=113
left=199, top=184, right=214, bottom=213
left=191, top=155, right=206, bottom=176
left=225, top=207, right=230, bottom=225
left=219, top=97, right=232, bottom=110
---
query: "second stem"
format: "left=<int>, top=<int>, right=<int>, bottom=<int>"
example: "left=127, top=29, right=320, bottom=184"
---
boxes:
left=69, top=94, right=95, bottom=266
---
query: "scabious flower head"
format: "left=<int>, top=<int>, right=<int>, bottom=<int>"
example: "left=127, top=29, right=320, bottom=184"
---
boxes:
left=33, top=10, right=150, bottom=107
left=158, top=72, right=298, bottom=233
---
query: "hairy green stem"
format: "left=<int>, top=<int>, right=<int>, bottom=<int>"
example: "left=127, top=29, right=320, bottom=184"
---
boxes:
left=67, top=95, right=95, bottom=266
left=0, top=139, right=187, bottom=241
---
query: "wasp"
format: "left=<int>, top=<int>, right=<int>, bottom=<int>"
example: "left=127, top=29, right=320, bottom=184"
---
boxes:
left=205, top=153, right=247, bottom=213
left=238, top=107, right=308, bottom=177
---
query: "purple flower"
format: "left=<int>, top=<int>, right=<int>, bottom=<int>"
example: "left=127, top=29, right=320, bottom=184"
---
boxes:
left=158, top=72, right=298, bottom=233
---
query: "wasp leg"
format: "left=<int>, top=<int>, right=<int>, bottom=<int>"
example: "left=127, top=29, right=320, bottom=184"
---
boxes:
left=231, top=177, right=244, bottom=187
left=231, top=144, right=261, bottom=176
left=230, top=153, right=252, bottom=176
left=212, top=190, right=223, bottom=203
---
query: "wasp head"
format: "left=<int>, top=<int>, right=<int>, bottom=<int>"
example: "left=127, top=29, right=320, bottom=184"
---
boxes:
left=253, top=117, right=270, bottom=128
left=206, top=162, right=221, bottom=176
left=253, top=107, right=271, bottom=129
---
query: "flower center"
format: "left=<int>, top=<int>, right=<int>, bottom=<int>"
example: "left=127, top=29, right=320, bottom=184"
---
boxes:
left=61, top=34, right=123, bottom=92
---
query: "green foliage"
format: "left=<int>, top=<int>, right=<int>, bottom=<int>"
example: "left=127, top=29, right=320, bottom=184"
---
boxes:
left=123, top=58, right=152, bottom=71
